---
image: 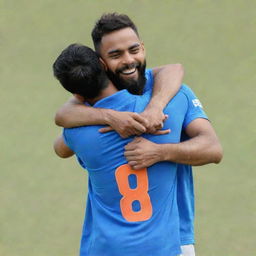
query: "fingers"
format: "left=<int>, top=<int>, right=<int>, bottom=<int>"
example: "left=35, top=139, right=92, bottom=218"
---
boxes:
left=125, top=137, right=142, bottom=149
left=124, top=116, right=146, bottom=135
left=127, top=160, right=144, bottom=170
left=132, top=113, right=149, bottom=129
left=154, top=122, right=164, bottom=130
left=124, top=150, right=138, bottom=158
left=132, top=123, right=147, bottom=134
left=146, top=114, right=170, bottom=134
left=152, top=129, right=171, bottom=135
left=127, top=161, right=137, bottom=167
left=99, top=112, right=170, bottom=137
left=129, top=163, right=145, bottom=170
left=99, top=126, right=114, bottom=133
left=122, top=128, right=143, bottom=138
left=124, top=143, right=138, bottom=151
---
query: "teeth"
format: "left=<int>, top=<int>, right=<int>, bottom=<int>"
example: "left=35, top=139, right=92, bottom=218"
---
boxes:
left=121, top=67, right=136, bottom=75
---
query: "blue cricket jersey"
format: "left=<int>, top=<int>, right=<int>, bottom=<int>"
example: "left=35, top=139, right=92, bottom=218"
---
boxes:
left=63, top=87, right=200, bottom=256
left=144, top=69, right=208, bottom=245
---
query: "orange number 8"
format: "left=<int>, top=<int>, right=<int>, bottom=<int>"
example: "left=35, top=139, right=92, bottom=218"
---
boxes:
left=115, top=164, right=152, bottom=222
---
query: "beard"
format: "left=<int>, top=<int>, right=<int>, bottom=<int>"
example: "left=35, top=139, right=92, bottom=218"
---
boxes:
left=106, top=61, right=146, bottom=95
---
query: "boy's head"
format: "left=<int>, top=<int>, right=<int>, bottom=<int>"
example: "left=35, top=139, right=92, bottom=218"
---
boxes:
left=53, top=44, right=109, bottom=100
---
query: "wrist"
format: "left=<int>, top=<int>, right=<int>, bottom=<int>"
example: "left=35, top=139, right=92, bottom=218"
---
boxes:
left=145, top=102, right=163, bottom=114
left=99, top=108, right=113, bottom=125
left=155, top=144, right=166, bottom=162
left=147, top=96, right=165, bottom=111
left=160, top=144, right=178, bottom=162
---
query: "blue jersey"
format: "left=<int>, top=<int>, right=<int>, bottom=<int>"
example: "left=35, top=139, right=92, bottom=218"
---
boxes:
left=145, top=69, right=208, bottom=245
left=63, top=88, right=198, bottom=256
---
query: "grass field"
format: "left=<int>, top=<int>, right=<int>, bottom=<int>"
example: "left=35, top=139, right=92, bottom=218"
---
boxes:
left=1, top=0, right=256, bottom=255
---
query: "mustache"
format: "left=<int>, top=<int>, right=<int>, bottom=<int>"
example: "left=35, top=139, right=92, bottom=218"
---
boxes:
left=105, top=61, right=146, bottom=95
left=116, top=63, right=140, bottom=74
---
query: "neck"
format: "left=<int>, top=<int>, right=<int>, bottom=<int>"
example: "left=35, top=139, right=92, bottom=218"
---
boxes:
left=87, top=81, right=118, bottom=105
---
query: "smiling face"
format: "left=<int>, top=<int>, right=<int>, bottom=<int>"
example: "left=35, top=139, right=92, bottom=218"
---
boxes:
left=98, top=27, right=147, bottom=94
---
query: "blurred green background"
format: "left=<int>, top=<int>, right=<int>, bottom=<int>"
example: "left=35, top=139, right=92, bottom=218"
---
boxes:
left=1, top=0, right=255, bottom=255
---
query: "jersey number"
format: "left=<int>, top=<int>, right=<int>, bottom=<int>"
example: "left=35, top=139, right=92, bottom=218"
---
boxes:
left=115, top=164, right=152, bottom=222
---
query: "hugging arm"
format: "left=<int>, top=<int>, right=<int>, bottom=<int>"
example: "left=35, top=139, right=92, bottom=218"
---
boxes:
left=160, top=118, right=223, bottom=165
left=141, top=64, right=184, bottom=132
left=55, top=96, right=148, bottom=138
left=54, top=64, right=184, bottom=137
left=124, top=118, right=223, bottom=169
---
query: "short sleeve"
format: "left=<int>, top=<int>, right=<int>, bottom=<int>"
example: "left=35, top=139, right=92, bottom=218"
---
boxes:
left=63, top=128, right=88, bottom=170
left=62, top=128, right=74, bottom=151
left=181, top=85, right=209, bottom=129
left=143, top=69, right=154, bottom=93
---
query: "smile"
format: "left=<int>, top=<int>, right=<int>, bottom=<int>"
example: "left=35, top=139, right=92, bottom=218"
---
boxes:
left=120, top=67, right=137, bottom=75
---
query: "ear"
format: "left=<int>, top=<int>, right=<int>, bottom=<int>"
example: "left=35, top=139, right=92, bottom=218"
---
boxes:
left=141, top=41, right=146, bottom=55
left=99, top=57, right=108, bottom=71
left=140, top=41, right=146, bottom=56
left=73, top=94, right=85, bottom=103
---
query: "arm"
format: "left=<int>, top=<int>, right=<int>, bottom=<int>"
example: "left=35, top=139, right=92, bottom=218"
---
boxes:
left=124, top=118, right=223, bottom=169
left=55, top=96, right=109, bottom=127
left=160, top=118, right=223, bottom=165
left=55, top=96, right=148, bottom=138
left=141, top=64, right=184, bottom=132
left=55, top=64, right=184, bottom=134
left=54, top=135, right=74, bottom=158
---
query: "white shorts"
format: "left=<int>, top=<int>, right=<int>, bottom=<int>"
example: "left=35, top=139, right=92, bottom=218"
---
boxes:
left=180, top=244, right=195, bottom=256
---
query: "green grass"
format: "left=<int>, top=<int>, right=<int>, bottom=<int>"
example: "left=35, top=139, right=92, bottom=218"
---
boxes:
left=1, top=0, right=256, bottom=255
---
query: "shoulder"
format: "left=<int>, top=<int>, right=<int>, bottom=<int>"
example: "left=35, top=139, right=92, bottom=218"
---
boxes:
left=142, top=68, right=154, bottom=94
left=145, top=68, right=154, bottom=83
left=180, top=84, right=194, bottom=96
left=166, top=84, right=192, bottom=105
left=145, top=68, right=153, bottom=79
left=179, top=84, right=203, bottom=106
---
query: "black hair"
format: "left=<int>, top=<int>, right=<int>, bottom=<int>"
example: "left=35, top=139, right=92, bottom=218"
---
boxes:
left=53, top=44, right=108, bottom=99
left=91, top=13, right=139, bottom=53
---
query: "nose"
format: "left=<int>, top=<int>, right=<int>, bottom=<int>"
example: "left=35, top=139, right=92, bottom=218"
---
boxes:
left=122, top=52, right=135, bottom=65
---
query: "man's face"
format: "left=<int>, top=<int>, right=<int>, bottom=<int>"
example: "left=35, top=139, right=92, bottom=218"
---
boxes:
left=99, top=27, right=146, bottom=94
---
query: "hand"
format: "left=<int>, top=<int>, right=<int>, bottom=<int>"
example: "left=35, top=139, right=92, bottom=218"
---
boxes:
left=141, top=107, right=168, bottom=134
left=99, top=110, right=148, bottom=138
left=124, top=137, right=163, bottom=169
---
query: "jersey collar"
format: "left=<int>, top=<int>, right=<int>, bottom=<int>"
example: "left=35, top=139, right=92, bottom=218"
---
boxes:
left=93, top=89, right=133, bottom=109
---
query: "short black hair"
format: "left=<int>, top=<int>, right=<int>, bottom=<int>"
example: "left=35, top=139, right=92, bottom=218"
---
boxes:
left=53, top=44, right=108, bottom=99
left=91, top=13, right=139, bottom=53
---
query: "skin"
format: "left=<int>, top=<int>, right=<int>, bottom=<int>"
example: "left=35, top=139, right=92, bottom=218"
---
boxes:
left=54, top=27, right=222, bottom=167
left=54, top=28, right=184, bottom=137
left=54, top=83, right=170, bottom=158
left=99, top=27, right=145, bottom=83
left=54, top=136, right=74, bottom=158
left=53, top=24, right=222, bottom=256
left=124, top=119, right=223, bottom=169
left=99, top=28, right=184, bottom=134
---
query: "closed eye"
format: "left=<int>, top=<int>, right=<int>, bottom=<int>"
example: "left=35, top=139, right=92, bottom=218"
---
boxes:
left=108, top=50, right=122, bottom=59
left=109, top=54, right=120, bottom=59
left=130, top=47, right=140, bottom=54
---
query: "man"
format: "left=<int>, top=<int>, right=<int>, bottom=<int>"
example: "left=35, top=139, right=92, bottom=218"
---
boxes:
left=54, top=13, right=222, bottom=256
left=53, top=43, right=198, bottom=256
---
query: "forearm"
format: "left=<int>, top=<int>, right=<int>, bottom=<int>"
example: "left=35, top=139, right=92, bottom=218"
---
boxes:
left=55, top=100, right=112, bottom=128
left=149, top=64, right=184, bottom=110
left=159, top=135, right=223, bottom=166
left=55, top=99, right=149, bottom=137
left=125, top=114, right=222, bottom=168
